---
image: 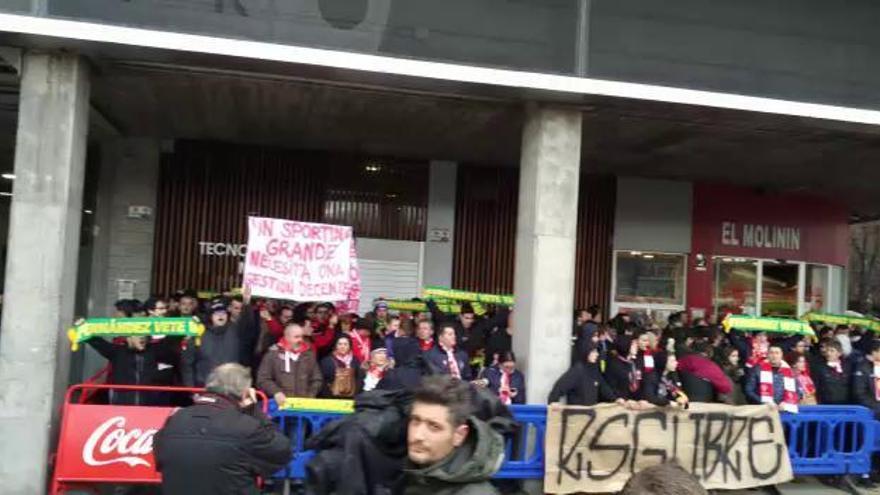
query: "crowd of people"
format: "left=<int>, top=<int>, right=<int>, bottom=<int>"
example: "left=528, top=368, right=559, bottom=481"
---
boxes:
left=90, top=289, right=519, bottom=409
left=87, top=291, right=880, bottom=491
left=93, top=292, right=880, bottom=415
left=560, top=306, right=880, bottom=419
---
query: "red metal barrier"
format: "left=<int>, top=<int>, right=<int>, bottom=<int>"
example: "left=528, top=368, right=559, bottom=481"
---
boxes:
left=50, top=384, right=268, bottom=495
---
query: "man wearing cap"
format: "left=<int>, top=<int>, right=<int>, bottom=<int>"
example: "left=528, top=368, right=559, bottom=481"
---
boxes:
left=182, top=297, right=250, bottom=387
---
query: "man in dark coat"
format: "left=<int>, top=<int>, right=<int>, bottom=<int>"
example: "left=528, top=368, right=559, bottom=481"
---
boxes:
left=572, top=305, right=600, bottom=365
left=813, top=340, right=852, bottom=405
left=85, top=335, right=176, bottom=405
left=424, top=325, right=473, bottom=381
left=182, top=300, right=249, bottom=387
left=155, top=363, right=291, bottom=495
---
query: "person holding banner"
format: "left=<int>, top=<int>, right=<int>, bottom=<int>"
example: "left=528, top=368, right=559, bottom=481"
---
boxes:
left=549, top=343, right=622, bottom=406
left=85, top=333, right=178, bottom=406
left=641, top=353, right=689, bottom=408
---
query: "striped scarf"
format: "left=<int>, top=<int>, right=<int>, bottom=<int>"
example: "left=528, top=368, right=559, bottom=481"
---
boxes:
left=759, top=360, right=798, bottom=413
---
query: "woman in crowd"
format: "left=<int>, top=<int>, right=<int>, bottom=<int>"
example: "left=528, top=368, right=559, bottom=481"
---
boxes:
left=319, top=335, right=361, bottom=399
left=716, top=346, right=747, bottom=405
left=787, top=353, right=817, bottom=405
left=605, top=336, right=644, bottom=400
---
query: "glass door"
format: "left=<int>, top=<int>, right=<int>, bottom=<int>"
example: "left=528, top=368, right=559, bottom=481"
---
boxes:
left=714, top=258, right=758, bottom=316
left=760, top=261, right=799, bottom=317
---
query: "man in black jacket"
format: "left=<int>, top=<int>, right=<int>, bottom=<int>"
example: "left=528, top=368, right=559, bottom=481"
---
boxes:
left=85, top=335, right=176, bottom=405
left=182, top=300, right=250, bottom=387
left=814, top=340, right=852, bottom=405
left=549, top=344, right=622, bottom=406
left=155, top=363, right=291, bottom=495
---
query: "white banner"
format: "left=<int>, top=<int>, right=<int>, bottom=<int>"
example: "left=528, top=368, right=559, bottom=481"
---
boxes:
left=243, top=217, right=354, bottom=301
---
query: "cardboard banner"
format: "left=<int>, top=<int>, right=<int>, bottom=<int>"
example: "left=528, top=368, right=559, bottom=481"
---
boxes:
left=244, top=217, right=354, bottom=301
left=334, top=242, right=362, bottom=314
left=544, top=403, right=793, bottom=493
left=722, top=314, right=815, bottom=338
left=802, top=312, right=880, bottom=332
left=67, top=318, right=205, bottom=351
left=422, top=286, right=514, bottom=306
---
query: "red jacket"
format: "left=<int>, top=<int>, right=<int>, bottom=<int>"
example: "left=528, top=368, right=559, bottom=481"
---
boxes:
left=677, top=354, right=733, bottom=395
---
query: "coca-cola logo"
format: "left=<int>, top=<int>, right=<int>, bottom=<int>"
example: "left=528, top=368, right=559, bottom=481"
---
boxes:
left=82, top=416, right=157, bottom=468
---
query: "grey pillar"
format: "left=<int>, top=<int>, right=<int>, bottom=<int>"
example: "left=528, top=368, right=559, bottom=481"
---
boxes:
left=0, top=53, right=90, bottom=493
left=512, top=105, right=582, bottom=404
left=422, top=160, right=457, bottom=287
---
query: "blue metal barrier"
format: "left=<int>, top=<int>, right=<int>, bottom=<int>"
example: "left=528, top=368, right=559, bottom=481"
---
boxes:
left=269, top=403, right=878, bottom=480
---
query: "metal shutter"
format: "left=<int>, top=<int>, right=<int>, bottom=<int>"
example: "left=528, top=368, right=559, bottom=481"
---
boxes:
left=358, top=259, right=422, bottom=315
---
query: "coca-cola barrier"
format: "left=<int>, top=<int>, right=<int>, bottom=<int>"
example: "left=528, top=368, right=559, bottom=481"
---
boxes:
left=51, top=384, right=266, bottom=495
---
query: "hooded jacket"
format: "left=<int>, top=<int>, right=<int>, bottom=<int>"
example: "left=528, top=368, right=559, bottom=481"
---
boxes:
left=402, top=416, right=505, bottom=495
left=548, top=361, right=617, bottom=406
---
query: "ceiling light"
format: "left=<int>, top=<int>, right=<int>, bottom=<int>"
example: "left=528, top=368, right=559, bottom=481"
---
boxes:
left=642, top=254, right=655, bottom=259
left=0, top=192, right=11, bottom=197
left=630, top=251, right=642, bottom=256
left=2, top=173, right=14, bottom=180
left=84, top=209, right=93, bottom=215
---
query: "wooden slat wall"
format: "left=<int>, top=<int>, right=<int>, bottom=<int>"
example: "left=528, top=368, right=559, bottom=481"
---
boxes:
left=152, top=141, right=427, bottom=296
left=574, top=175, right=616, bottom=311
left=452, top=166, right=520, bottom=294
left=452, top=166, right=615, bottom=308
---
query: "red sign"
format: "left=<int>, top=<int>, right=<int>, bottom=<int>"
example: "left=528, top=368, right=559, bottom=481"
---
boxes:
left=691, top=183, right=848, bottom=266
left=54, top=404, right=174, bottom=484
left=688, top=183, right=849, bottom=316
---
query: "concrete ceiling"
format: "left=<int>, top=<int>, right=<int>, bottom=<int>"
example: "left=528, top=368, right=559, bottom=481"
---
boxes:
left=3, top=53, right=880, bottom=217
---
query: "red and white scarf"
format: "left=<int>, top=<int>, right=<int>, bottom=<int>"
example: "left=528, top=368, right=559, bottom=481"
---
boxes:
left=642, top=349, right=655, bottom=374
left=499, top=370, right=513, bottom=405
left=363, top=364, right=385, bottom=392
left=277, top=338, right=310, bottom=373
left=333, top=352, right=353, bottom=368
left=759, top=360, right=798, bottom=413
left=419, top=339, right=434, bottom=352
left=827, top=360, right=843, bottom=374
left=747, top=338, right=769, bottom=368
left=442, top=344, right=462, bottom=380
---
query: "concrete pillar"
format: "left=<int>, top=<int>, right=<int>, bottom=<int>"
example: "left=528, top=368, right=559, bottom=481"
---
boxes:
left=88, top=138, right=161, bottom=317
left=0, top=52, right=90, bottom=493
left=422, top=160, right=457, bottom=287
left=512, top=105, right=582, bottom=404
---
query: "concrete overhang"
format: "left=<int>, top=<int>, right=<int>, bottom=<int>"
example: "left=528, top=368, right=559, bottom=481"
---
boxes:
left=0, top=13, right=878, bottom=217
